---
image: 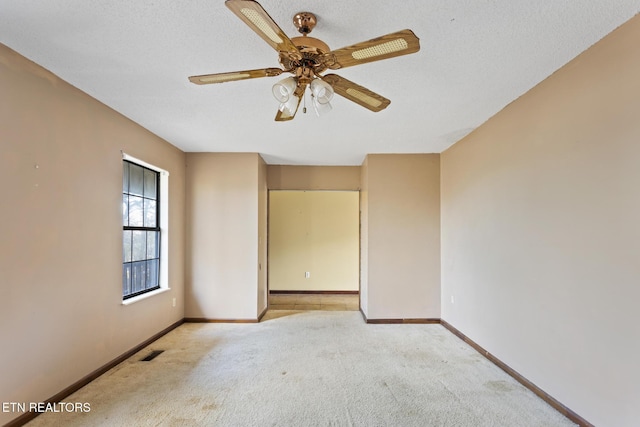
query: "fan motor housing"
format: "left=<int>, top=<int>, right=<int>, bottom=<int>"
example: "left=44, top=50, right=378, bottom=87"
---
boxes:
left=291, top=36, right=329, bottom=54
left=280, top=36, right=330, bottom=75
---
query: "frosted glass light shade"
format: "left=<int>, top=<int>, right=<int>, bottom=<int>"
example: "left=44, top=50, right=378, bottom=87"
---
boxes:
left=312, top=97, right=332, bottom=117
left=272, top=77, right=297, bottom=102
left=310, top=78, right=334, bottom=104
left=278, top=93, right=300, bottom=118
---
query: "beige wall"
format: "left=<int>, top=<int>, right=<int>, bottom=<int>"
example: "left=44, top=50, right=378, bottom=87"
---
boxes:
left=267, top=165, right=360, bottom=190
left=0, top=44, right=186, bottom=426
left=184, top=153, right=261, bottom=320
left=441, top=15, right=640, bottom=427
left=361, top=154, right=441, bottom=319
left=269, top=191, right=359, bottom=291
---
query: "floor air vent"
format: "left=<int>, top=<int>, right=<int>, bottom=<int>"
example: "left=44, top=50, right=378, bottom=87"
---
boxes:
left=140, top=350, right=164, bottom=361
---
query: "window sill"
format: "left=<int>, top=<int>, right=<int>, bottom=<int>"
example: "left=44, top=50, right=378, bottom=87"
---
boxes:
left=122, top=288, right=170, bottom=306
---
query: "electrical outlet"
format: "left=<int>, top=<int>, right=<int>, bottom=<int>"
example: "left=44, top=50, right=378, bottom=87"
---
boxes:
left=305, top=271, right=310, bottom=279
left=451, top=295, right=455, bottom=304
left=172, top=298, right=176, bottom=307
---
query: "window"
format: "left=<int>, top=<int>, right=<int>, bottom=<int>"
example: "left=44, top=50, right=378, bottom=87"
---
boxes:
left=122, top=160, right=161, bottom=299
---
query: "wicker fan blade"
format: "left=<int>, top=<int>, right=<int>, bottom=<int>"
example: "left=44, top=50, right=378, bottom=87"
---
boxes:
left=322, top=74, right=390, bottom=112
left=226, top=0, right=301, bottom=60
left=188, top=68, right=283, bottom=85
left=323, top=29, right=419, bottom=70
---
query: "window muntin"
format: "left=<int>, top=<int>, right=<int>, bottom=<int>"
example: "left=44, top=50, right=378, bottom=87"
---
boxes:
left=122, top=160, right=160, bottom=299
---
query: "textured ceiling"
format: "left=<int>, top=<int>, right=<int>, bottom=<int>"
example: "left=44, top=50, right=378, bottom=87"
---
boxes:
left=1, top=1, right=639, bottom=165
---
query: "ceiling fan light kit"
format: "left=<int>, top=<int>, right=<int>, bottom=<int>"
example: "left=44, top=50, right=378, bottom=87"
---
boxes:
left=188, top=0, right=420, bottom=121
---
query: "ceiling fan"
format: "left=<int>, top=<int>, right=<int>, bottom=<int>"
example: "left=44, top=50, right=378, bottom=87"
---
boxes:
left=189, top=0, right=420, bottom=121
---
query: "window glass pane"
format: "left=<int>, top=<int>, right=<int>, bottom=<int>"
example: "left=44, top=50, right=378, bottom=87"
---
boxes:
left=132, top=230, right=146, bottom=261
left=123, top=263, right=132, bottom=296
left=131, top=261, right=146, bottom=293
left=129, top=163, right=144, bottom=196
left=144, top=199, right=157, bottom=228
left=123, top=162, right=130, bottom=193
left=147, top=231, right=158, bottom=259
left=122, top=195, right=129, bottom=226
left=128, top=196, right=144, bottom=227
left=144, top=169, right=157, bottom=200
left=146, top=259, right=159, bottom=288
left=123, top=230, right=132, bottom=263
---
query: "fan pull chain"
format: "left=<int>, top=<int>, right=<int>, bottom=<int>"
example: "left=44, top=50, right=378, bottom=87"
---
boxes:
left=303, top=91, right=307, bottom=114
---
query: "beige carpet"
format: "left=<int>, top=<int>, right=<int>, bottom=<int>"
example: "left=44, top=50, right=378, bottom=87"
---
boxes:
left=27, top=311, right=576, bottom=426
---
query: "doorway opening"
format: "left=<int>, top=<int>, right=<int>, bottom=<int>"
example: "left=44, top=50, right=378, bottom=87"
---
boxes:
left=267, top=190, right=360, bottom=314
